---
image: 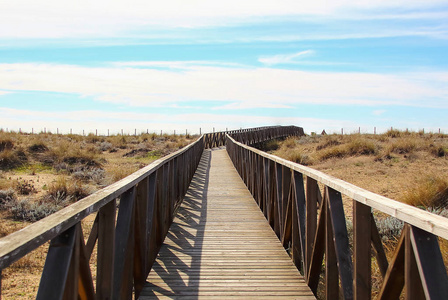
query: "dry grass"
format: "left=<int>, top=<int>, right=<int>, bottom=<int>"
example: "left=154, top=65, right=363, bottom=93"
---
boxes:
left=0, top=131, right=196, bottom=223
left=401, top=175, right=448, bottom=208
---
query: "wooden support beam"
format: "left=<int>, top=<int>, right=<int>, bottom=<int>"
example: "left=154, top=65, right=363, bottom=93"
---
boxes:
left=96, top=199, right=116, bottom=300
left=378, top=228, right=406, bottom=300
left=327, top=187, right=353, bottom=300
left=405, top=225, right=425, bottom=300
left=305, top=177, right=318, bottom=278
left=371, top=215, right=389, bottom=278
left=36, top=225, right=77, bottom=300
left=326, top=197, right=339, bottom=300
left=354, top=201, right=371, bottom=300
left=409, top=225, right=448, bottom=300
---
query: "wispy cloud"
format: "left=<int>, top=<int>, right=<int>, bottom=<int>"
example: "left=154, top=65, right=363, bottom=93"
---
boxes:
left=1, top=1, right=447, bottom=39
left=258, top=50, right=315, bottom=66
left=0, top=90, right=12, bottom=96
left=372, top=110, right=386, bottom=116
left=0, top=107, right=358, bottom=134
left=112, top=61, right=246, bottom=69
left=0, top=63, right=447, bottom=109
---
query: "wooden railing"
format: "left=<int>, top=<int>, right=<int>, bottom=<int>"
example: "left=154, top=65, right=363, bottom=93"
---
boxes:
left=203, top=125, right=304, bottom=148
left=226, top=135, right=448, bottom=300
left=0, top=136, right=204, bottom=299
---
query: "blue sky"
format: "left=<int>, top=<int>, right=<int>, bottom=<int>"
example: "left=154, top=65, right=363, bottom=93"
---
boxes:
left=1, top=1, right=448, bottom=135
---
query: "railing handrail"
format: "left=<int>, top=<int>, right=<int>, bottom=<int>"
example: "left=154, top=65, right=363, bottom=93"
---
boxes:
left=226, top=134, right=448, bottom=240
left=0, top=135, right=204, bottom=270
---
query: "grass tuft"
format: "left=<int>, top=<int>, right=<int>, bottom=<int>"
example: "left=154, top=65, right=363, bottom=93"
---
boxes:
left=401, top=175, right=448, bottom=208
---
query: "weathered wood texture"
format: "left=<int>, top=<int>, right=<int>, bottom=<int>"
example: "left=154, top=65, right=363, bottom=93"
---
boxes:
left=140, top=149, right=315, bottom=299
left=226, top=135, right=448, bottom=300
left=203, top=125, right=304, bottom=148
left=0, top=135, right=205, bottom=299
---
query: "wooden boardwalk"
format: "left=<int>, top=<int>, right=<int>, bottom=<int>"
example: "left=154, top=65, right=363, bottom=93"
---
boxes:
left=139, top=149, right=315, bottom=299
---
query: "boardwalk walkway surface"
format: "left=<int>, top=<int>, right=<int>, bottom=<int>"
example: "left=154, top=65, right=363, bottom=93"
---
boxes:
left=139, top=149, right=315, bottom=299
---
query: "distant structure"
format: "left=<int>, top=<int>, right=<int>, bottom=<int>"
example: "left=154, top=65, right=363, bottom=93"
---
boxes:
left=321, top=129, right=327, bottom=135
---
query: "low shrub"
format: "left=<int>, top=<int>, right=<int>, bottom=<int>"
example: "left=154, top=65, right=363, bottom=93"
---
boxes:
left=46, top=177, right=89, bottom=202
left=263, top=140, right=280, bottom=151
left=316, top=136, right=341, bottom=150
left=282, top=137, right=297, bottom=149
left=430, top=145, right=448, bottom=157
left=285, top=150, right=312, bottom=165
left=28, top=142, right=48, bottom=153
left=14, top=179, right=37, bottom=195
left=374, top=215, right=404, bottom=242
left=384, top=129, right=402, bottom=138
left=0, top=139, right=14, bottom=151
left=316, top=145, right=347, bottom=161
left=0, top=188, right=16, bottom=209
left=8, top=198, right=60, bottom=222
left=72, top=167, right=105, bottom=184
left=387, top=138, right=417, bottom=154
left=346, top=138, right=376, bottom=155
left=401, top=175, right=448, bottom=208
left=0, top=150, right=27, bottom=170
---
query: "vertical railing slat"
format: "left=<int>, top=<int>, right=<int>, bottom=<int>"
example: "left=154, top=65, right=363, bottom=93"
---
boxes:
left=405, top=225, right=425, bottom=300
left=37, top=225, right=77, bottom=300
left=409, top=225, right=448, bottom=299
left=96, top=199, right=116, bottom=300
left=112, top=187, right=136, bottom=300
left=305, top=177, right=318, bottom=277
left=354, top=201, right=372, bottom=300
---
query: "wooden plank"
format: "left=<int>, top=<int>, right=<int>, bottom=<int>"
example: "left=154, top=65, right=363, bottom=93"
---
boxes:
left=325, top=197, right=339, bottom=300
left=378, top=228, right=406, bottom=300
left=354, top=201, right=371, bottom=300
left=371, top=215, right=389, bottom=278
left=96, top=199, right=116, bottom=300
left=305, top=177, right=318, bottom=278
left=327, top=187, right=353, bottom=300
left=307, top=195, right=326, bottom=294
left=77, top=224, right=95, bottom=300
left=293, top=171, right=307, bottom=273
left=112, top=187, right=136, bottom=300
left=409, top=225, right=448, bottom=299
left=141, top=149, right=314, bottom=299
left=405, top=225, right=425, bottom=300
left=85, top=213, right=98, bottom=260
left=36, top=225, right=77, bottom=300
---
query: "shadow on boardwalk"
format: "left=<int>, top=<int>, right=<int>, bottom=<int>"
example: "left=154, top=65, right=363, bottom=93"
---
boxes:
left=141, top=149, right=211, bottom=298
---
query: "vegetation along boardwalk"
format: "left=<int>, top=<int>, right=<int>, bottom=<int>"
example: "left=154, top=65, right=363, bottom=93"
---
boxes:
left=140, top=148, right=315, bottom=299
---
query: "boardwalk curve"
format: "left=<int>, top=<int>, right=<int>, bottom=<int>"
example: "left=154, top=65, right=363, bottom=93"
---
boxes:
left=140, top=149, right=315, bottom=299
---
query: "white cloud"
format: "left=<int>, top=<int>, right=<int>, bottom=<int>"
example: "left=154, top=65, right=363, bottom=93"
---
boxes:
left=0, top=107, right=356, bottom=135
left=0, top=90, right=12, bottom=96
left=372, top=110, right=386, bottom=116
left=258, top=50, right=314, bottom=66
left=0, top=0, right=447, bottom=39
left=0, top=62, right=447, bottom=109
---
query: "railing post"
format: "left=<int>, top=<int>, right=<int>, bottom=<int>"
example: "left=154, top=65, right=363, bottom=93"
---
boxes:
left=112, top=187, right=136, bottom=300
left=354, top=201, right=372, bottom=300
left=36, top=225, right=77, bottom=300
left=305, top=177, right=318, bottom=276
